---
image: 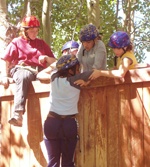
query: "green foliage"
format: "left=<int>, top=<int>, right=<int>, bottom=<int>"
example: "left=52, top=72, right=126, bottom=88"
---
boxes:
left=7, top=0, right=24, bottom=23
left=134, top=0, right=150, bottom=62
left=6, top=0, right=150, bottom=66
left=99, top=0, right=118, bottom=68
left=50, top=0, right=87, bottom=58
left=7, top=0, right=43, bottom=25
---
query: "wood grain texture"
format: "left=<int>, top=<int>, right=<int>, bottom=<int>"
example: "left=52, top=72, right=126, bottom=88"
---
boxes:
left=1, top=67, right=150, bottom=167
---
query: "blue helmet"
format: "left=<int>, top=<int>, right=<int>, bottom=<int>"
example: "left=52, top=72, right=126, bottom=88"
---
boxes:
left=56, top=55, right=79, bottom=71
left=108, top=31, right=130, bottom=48
left=62, top=41, right=79, bottom=52
left=79, top=24, right=99, bottom=42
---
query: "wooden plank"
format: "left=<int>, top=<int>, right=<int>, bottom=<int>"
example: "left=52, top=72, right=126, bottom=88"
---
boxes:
left=83, top=89, right=95, bottom=167
left=75, top=90, right=84, bottom=167
left=26, top=94, right=47, bottom=167
left=106, top=85, right=119, bottom=167
left=9, top=126, right=25, bottom=167
left=1, top=67, right=150, bottom=167
left=0, top=90, right=49, bottom=167
left=87, top=67, right=150, bottom=89
left=76, top=87, right=108, bottom=167
left=0, top=101, right=12, bottom=167
left=0, top=81, right=50, bottom=98
left=95, top=87, right=107, bottom=167
left=130, top=83, right=144, bottom=167
left=138, top=83, right=150, bottom=166
left=118, top=84, right=132, bottom=167
left=1, top=67, right=150, bottom=97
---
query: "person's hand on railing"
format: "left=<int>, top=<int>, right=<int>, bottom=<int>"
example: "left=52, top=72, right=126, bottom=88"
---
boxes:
left=0, top=76, right=10, bottom=89
left=74, top=79, right=91, bottom=87
left=134, top=63, right=150, bottom=69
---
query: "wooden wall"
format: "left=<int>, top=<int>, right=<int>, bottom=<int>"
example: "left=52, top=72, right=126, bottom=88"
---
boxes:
left=0, top=67, right=150, bottom=167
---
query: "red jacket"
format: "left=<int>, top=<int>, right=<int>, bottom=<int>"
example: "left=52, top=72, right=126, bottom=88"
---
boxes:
left=1, top=36, right=55, bottom=68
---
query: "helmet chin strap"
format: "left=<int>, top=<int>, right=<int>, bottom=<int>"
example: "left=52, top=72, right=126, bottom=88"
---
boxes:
left=93, top=39, right=96, bottom=47
left=120, top=47, right=127, bottom=57
left=24, top=29, right=32, bottom=41
left=122, top=47, right=127, bottom=53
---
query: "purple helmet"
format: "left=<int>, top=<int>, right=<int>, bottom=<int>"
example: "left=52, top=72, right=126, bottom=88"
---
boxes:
left=62, top=41, right=79, bottom=52
left=108, top=31, right=130, bottom=48
left=79, top=24, right=98, bottom=42
left=56, top=54, right=79, bottom=71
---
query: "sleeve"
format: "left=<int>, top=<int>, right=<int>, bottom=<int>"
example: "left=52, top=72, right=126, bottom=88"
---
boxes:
left=76, top=44, right=84, bottom=63
left=1, top=39, right=18, bottom=62
left=42, top=40, right=55, bottom=58
left=68, top=71, right=93, bottom=89
left=93, top=41, right=107, bottom=70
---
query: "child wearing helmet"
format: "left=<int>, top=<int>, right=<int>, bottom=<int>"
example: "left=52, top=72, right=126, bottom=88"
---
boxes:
left=62, top=40, right=79, bottom=56
left=43, top=54, right=92, bottom=167
left=76, top=24, right=107, bottom=72
left=89, top=31, right=138, bottom=80
left=37, top=40, right=79, bottom=80
left=0, top=15, right=56, bottom=127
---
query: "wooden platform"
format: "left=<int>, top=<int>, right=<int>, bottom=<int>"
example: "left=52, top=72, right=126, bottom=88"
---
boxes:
left=0, top=67, right=150, bottom=167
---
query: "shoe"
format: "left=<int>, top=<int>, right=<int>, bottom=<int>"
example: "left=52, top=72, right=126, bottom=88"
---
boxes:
left=8, top=118, right=23, bottom=127
left=8, top=111, right=23, bottom=127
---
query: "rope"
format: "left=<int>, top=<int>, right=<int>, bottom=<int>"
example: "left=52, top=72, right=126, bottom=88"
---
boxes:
left=70, top=0, right=83, bottom=42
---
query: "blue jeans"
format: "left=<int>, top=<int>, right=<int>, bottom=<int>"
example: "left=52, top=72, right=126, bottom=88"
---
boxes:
left=44, top=116, right=78, bottom=167
left=10, top=67, right=36, bottom=112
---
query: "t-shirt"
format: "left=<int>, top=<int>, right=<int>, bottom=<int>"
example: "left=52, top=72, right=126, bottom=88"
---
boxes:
left=49, top=71, right=92, bottom=115
left=116, top=51, right=137, bottom=69
left=1, top=36, right=55, bottom=68
left=76, top=40, right=107, bottom=72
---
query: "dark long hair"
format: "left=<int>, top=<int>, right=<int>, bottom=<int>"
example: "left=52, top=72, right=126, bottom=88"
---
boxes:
left=51, top=64, right=79, bottom=82
left=126, top=43, right=133, bottom=51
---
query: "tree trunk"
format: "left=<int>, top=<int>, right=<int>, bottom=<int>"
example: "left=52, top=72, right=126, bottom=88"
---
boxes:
left=86, top=0, right=100, bottom=30
left=42, top=0, right=52, bottom=46
left=0, top=0, right=19, bottom=75
left=0, top=0, right=9, bottom=54
left=20, top=0, right=28, bottom=19
left=122, top=0, right=135, bottom=42
left=0, top=0, right=19, bottom=49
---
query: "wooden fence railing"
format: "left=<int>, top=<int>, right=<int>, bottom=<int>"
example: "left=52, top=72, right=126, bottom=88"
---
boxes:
left=0, top=67, right=150, bottom=167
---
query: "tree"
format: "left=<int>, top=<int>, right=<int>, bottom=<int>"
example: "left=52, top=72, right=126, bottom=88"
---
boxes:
left=86, top=0, right=100, bottom=29
left=42, top=0, right=52, bottom=45
left=0, top=0, right=19, bottom=54
left=4, top=0, right=150, bottom=65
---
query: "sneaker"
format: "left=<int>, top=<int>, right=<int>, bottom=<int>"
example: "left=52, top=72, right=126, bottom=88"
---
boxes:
left=8, top=117, right=23, bottom=127
left=8, top=111, right=23, bottom=127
